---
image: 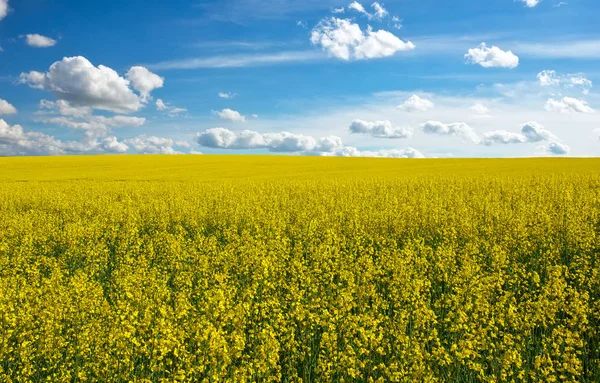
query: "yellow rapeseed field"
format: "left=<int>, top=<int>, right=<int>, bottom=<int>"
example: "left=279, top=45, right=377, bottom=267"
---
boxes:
left=1, top=155, right=599, bottom=382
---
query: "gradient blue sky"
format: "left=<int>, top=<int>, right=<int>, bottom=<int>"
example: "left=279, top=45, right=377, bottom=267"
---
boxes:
left=0, top=0, right=599, bottom=157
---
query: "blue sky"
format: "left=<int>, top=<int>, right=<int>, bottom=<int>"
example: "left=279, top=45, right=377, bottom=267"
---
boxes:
left=1, top=0, right=599, bottom=157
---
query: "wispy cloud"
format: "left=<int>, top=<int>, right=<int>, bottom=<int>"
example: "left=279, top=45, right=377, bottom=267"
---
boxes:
left=405, top=35, right=600, bottom=60
left=148, top=50, right=326, bottom=70
left=514, top=39, right=600, bottom=59
left=187, top=40, right=289, bottom=50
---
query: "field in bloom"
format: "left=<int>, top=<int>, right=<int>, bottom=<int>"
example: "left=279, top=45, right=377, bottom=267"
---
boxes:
left=1, top=155, right=600, bottom=382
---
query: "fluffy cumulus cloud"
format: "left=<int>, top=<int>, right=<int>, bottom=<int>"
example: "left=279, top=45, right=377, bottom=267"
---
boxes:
left=0, top=99, right=17, bottom=115
left=521, top=0, right=541, bottom=7
left=196, top=128, right=330, bottom=152
left=25, top=34, right=57, bottom=48
left=101, top=136, right=129, bottom=153
left=0, top=0, right=8, bottom=21
left=480, top=130, right=527, bottom=145
left=36, top=100, right=145, bottom=138
left=196, top=127, right=423, bottom=157
left=545, top=97, right=595, bottom=114
left=19, top=56, right=146, bottom=113
left=0, top=118, right=113, bottom=156
left=349, top=119, right=412, bottom=138
left=124, top=135, right=185, bottom=154
left=546, top=141, right=570, bottom=155
left=421, top=121, right=480, bottom=143
left=310, top=17, right=414, bottom=61
left=520, top=121, right=558, bottom=142
left=398, top=95, right=434, bottom=112
left=330, top=146, right=425, bottom=158
left=37, top=115, right=145, bottom=139
left=538, top=70, right=593, bottom=94
left=40, top=99, right=91, bottom=117
left=481, top=122, right=562, bottom=151
left=0, top=119, right=62, bottom=155
left=214, top=108, right=247, bottom=122
left=465, top=43, right=519, bottom=69
left=126, top=66, right=164, bottom=102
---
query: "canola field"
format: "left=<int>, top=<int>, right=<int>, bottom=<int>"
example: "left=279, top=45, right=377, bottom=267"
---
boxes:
left=1, top=155, right=599, bottom=383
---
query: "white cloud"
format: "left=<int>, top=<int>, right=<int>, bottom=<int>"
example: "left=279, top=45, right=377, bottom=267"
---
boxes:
left=465, top=43, right=519, bottom=69
left=125, top=66, right=164, bottom=103
left=175, top=141, right=191, bottom=149
left=214, top=108, right=247, bottom=122
left=0, top=118, right=101, bottom=156
left=349, top=119, right=412, bottom=138
left=269, top=133, right=326, bottom=152
left=398, top=95, right=434, bottom=112
left=0, top=0, right=8, bottom=21
left=101, top=136, right=129, bottom=153
left=348, top=1, right=368, bottom=15
left=156, top=99, right=169, bottom=111
left=196, top=127, right=422, bottom=157
left=371, top=2, right=388, bottom=18
left=521, top=0, right=541, bottom=7
left=567, top=75, right=593, bottom=95
left=20, top=56, right=142, bottom=113
left=310, top=17, right=414, bottom=61
left=546, top=141, right=570, bottom=155
left=36, top=101, right=145, bottom=139
left=197, top=128, right=265, bottom=149
left=537, top=70, right=561, bottom=86
left=124, top=135, right=183, bottom=154
left=481, top=122, right=559, bottom=146
left=545, top=97, right=595, bottom=113
left=156, top=99, right=187, bottom=116
left=537, top=70, right=592, bottom=94
left=297, top=20, right=307, bottom=28
left=0, top=99, right=17, bottom=115
left=0, top=119, right=61, bottom=155
left=421, top=121, right=480, bottom=143
left=470, top=103, right=490, bottom=115
left=481, top=130, right=527, bottom=145
left=196, top=128, right=328, bottom=152
left=38, top=116, right=110, bottom=137
left=39, top=99, right=91, bottom=117
left=25, top=34, right=57, bottom=48
left=168, top=107, right=187, bottom=116
left=332, top=7, right=345, bottom=13
left=218, top=92, right=236, bottom=99
left=515, top=40, right=600, bottom=59
left=149, top=50, right=324, bottom=70
left=521, top=121, right=558, bottom=142
left=330, top=146, right=425, bottom=158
